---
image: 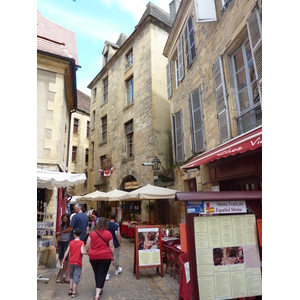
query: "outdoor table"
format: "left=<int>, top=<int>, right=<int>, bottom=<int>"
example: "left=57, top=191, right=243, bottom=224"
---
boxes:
left=178, top=252, right=190, bottom=300
left=121, top=223, right=129, bottom=237
left=162, top=236, right=180, bottom=246
left=128, top=226, right=135, bottom=239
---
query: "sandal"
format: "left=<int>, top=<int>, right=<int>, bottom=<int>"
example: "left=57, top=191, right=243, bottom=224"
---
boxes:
left=56, top=278, right=62, bottom=283
left=68, top=288, right=73, bottom=295
left=71, top=292, right=79, bottom=298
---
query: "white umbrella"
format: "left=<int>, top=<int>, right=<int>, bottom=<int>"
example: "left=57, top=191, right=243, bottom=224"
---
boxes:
left=37, top=169, right=86, bottom=189
left=76, top=190, right=108, bottom=202
left=119, top=184, right=178, bottom=224
left=120, top=183, right=178, bottom=200
left=107, top=189, right=130, bottom=202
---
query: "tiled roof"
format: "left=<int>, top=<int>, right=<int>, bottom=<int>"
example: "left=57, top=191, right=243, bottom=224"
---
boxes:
left=77, top=90, right=91, bottom=114
left=37, top=9, right=79, bottom=66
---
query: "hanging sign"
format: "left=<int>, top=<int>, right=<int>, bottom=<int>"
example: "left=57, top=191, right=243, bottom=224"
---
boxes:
left=187, top=200, right=246, bottom=214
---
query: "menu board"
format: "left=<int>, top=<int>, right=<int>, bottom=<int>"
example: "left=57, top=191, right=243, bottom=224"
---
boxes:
left=134, top=225, right=164, bottom=279
left=194, top=214, right=262, bottom=299
left=137, top=227, right=161, bottom=266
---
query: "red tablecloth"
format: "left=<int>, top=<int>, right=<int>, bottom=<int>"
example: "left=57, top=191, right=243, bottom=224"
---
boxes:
left=178, top=252, right=191, bottom=300
left=128, top=226, right=135, bottom=239
left=121, top=224, right=129, bottom=236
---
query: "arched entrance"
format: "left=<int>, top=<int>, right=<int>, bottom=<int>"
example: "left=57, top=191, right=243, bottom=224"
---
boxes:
left=120, top=175, right=141, bottom=221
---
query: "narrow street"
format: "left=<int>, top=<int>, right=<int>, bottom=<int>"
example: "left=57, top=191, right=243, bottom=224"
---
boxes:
left=37, top=237, right=180, bottom=300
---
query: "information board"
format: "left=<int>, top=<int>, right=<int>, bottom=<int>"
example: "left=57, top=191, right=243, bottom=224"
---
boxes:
left=133, top=225, right=164, bottom=279
left=194, top=214, right=262, bottom=299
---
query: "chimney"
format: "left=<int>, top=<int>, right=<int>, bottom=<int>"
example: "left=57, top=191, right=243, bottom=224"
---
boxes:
left=169, top=0, right=180, bottom=25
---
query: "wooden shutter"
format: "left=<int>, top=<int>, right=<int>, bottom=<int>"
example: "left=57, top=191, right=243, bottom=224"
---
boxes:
left=194, top=0, right=217, bottom=22
left=166, top=61, right=172, bottom=99
left=185, top=15, right=196, bottom=69
left=177, top=37, right=184, bottom=81
left=213, top=56, right=230, bottom=143
left=173, top=110, right=184, bottom=163
left=189, top=86, right=205, bottom=153
left=247, top=5, right=262, bottom=104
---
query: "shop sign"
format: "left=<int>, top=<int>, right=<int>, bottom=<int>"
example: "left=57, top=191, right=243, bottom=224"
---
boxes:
left=187, top=200, right=246, bottom=214
left=124, top=181, right=139, bottom=190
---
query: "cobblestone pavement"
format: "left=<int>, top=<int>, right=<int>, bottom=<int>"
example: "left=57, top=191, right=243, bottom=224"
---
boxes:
left=37, top=237, right=180, bottom=300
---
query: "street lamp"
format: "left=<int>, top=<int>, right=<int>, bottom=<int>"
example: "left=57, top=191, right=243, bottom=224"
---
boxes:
left=152, top=157, right=161, bottom=171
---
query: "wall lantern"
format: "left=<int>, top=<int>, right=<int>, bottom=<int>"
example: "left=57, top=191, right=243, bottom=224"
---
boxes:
left=152, top=157, right=161, bottom=171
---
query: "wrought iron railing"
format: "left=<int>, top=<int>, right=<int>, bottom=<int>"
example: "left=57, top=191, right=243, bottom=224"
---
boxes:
left=236, top=105, right=262, bottom=135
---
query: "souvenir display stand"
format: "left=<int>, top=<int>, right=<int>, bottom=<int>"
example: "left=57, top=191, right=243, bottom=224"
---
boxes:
left=175, top=191, right=262, bottom=300
left=37, top=211, right=54, bottom=282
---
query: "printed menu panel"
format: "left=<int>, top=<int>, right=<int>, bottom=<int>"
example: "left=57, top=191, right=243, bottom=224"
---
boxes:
left=194, top=215, right=262, bottom=299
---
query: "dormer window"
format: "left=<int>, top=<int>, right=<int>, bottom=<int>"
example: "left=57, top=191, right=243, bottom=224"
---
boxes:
left=104, top=51, right=108, bottom=64
left=126, top=49, right=133, bottom=68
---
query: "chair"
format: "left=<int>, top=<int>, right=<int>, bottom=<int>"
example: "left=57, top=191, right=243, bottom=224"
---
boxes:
left=163, top=244, right=176, bottom=277
left=172, top=245, right=182, bottom=283
left=172, top=226, right=180, bottom=238
left=178, top=252, right=190, bottom=300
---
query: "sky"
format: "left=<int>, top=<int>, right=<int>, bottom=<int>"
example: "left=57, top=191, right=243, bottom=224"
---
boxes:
left=36, top=0, right=173, bottom=97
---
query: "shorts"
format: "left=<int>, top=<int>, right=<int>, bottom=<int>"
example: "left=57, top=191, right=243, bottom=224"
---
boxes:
left=69, top=264, right=82, bottom=285
left=113, top=247, right=120, bottom=267
left=58, top=241, right=69, bottom=261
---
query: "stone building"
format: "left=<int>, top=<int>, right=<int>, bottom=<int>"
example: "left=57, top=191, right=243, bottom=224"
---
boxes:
left=67, top=90, right=91, bottom=198
left=163, top=0, right=262, bottom=223
left=37, top=9, right=80, bottom=245
left=87, top=2, right=176, bottom=223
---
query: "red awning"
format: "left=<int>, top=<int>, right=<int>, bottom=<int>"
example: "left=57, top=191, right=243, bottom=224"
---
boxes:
left=181, top=126, right=262, bottom=170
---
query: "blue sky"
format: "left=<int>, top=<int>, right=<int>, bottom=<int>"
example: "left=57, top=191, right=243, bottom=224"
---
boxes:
left=37, top=0, right=172, bottom=96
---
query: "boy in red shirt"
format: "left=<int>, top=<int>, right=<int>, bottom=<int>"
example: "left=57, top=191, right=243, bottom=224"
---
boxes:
left=62, top=228, right=87, bottom=298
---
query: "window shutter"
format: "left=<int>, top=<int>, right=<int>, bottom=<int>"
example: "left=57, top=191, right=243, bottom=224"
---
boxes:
left=173, top=110, right=184, bottom=163
left=194, top=0, right=217, bottom=22
left=213, top=56, right=230, bottom=143
left=247, top=5, right=262, bottom=104
left=184, top=24, right=190, bottom=69
left=189, top=86, right=205, bottom=153
left=166, top=61, right=172, bottom=99
left=177, top=37, right=185, bottom=81
left=185, top=16, right=196, bottom=69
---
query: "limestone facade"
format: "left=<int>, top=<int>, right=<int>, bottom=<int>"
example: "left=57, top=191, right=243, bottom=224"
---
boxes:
left=67, top=90, right=91, bottom=197
left=163, top=0, right=262, bottom=223
left=87, top=3, right=174, bottom=222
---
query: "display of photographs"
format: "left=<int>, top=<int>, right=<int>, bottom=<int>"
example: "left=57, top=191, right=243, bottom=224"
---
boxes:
left=213, top=246, right=244, bottom=266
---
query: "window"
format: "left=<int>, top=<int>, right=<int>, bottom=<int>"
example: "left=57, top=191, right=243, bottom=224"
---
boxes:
left=213, top=56, right=230, bottom=143
left=72, top=146, right=77, bottom=162
left=91, top=142, right=94, bottom=168
left=172, top=110, right=184, bottom=163
left=189, top=86, right=205, bottom=153
left=232, top=40, right=261, bottom=133
left=92, top=110, right=95, bottom=129
left=126, top=77, right=134, bottom=106
left=184, top=15, right=196, bottom=69
left=100, top=155, right=106, bottom=177
left=177, top=37, right=185, bottom=81
left=103, top=78, right=108, bottom=104
left=85, top=148, right=89, bottom=165
left=104, top=51, right=108, bottom=64
left=125, top=120, right=133, bottom=158
left=87, top=121, right=90, bottom=138
left=93, top=87, right=97, bottom=100
left=126, top=49, right=133, bottom=68
left=102, top=116, right=107, bottom=143
left=73, top=118, right=79, bottom=133
left=175, top=58, right=180, bottom=88
left=166, top=61, right=172, bottom=99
